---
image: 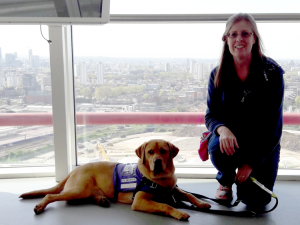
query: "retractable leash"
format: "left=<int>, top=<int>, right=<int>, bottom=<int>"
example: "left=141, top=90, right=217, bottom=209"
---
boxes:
left=182, top=176, right=278, bottom=217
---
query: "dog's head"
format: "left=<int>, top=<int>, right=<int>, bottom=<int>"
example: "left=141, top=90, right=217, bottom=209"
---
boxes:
left=135, top=139, right=179, bottom=179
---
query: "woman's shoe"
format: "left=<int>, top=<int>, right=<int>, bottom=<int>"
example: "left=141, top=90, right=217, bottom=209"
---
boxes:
left=215, top=185, right=233, bottom=201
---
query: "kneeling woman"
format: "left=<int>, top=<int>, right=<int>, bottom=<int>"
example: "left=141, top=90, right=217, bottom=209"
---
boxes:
left=205, top=13, right=284, bottom=211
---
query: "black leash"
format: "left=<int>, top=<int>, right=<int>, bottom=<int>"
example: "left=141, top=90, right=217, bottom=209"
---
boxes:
left=133, top=176, right=278, bottom=217
left=181, top=176, right=278, bottom=216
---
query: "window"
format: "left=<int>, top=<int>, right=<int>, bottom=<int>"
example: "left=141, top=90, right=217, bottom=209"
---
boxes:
left=0, top=25, right=54, bottom=167
left=73, top=22, right=300, bottom=170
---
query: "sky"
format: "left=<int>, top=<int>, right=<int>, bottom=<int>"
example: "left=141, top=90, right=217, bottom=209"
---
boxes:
left=110, top=0, right=300, bottom=14
left=0, top=0, right=299, bottom=60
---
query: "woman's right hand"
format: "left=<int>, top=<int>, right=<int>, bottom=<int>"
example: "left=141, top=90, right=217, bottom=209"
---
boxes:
left=216, top=126, right=239, bottom=155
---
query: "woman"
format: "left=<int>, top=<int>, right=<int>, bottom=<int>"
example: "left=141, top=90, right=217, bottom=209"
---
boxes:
left=205, top=13, right=284, bottom=211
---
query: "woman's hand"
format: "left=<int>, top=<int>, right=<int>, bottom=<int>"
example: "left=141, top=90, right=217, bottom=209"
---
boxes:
left=216, top=126, right=239, bottom=155
left=235, top=164, right=252, bottom=184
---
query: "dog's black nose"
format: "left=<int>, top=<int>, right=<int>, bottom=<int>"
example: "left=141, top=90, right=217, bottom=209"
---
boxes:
left=154, top=159, right=163, bottom=172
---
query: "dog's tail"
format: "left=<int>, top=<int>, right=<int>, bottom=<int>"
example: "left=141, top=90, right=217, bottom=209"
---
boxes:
left=19, top=174, right=70, bottom=199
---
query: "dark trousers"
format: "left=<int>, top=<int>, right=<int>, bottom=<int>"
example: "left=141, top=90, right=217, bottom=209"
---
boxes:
left=208, top=134, right=280, bottom=208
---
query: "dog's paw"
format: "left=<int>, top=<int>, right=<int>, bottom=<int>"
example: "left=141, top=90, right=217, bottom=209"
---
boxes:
left=34, top=204, right=45, bottom=215
left=173, top=210, right=190, bottom=221
left=194, top=200, right=211, bottom=209
left=98, top=197, right=110, bottom=208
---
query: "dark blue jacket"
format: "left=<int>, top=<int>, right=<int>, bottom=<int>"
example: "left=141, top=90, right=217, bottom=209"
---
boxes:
left=205, top=56, right=285, bottom=169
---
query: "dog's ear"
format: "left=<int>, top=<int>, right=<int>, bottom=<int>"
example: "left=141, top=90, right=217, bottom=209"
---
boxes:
left=167, top=141, right=179, bottom=159
left=135, top=142, right=147, bottom=164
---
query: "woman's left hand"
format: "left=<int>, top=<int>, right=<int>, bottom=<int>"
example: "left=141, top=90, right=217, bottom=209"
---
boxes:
left=235, top=164, right=252, bottom=184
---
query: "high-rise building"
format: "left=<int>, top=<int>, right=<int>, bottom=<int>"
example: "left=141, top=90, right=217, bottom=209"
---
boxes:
left=165, top=63, right=170, bottom=72
left=0, top=77, right=5, bottom=87
left=32, top=55, right=40, bottom=67
left=189, top=59, right=195, bottom=74
left=97, top=62, right=104, bottom=84
left=7, top=75, right=19, bottom=88
left=0, top=47, right=2, bottom=60
left=208, top=63, right=214, bottom=72
left=5, top=53, right=16, bottom=67
left=23, top=74, right=38, bottom=93
left=41, top=75, right=51, bottom=91
left=194, top=63, right=204, bottom=81
left=79, top=62, right=87, bottom=84
left=29, top=49, right=32, bottom=63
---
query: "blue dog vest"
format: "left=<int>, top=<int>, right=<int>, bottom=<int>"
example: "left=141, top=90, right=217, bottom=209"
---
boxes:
left=113, top=163, right=173, bottom=201
left=113, top=163, right=143, bottom=192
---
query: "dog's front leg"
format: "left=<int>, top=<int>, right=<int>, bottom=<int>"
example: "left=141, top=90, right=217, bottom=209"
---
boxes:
left=175, top=187, right=211, bottom=209
left=131, top=191, right=190, bottom=220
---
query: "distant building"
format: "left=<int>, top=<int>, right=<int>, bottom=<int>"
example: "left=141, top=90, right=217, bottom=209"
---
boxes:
left=6, top=75, right=19, bottom=88
left=23, top=74, right=38, bottom=93
left=284, top=89, right=297, bottom=107
left=0, top=47, right=2, bottom=60
left=28, top=49, right=32, bottom=63
left=165, top=63, right=170, bottom=72
left=146, top=83, right=160, bottom=90
left=208, top=63, right=214, bottom=72
left=4, top=88, right=17, bottom=97
left=79, top=62, right=87, bottom=84
left=97, top=62, right=104, bottom=84
left=41, top=75, right=51, bottom=91
left=26, top=105, right=52, bottom=113
left=189, top=59, right=195, bottom=74
left=26, top=91, right=52, bottom=104
left=194, top=63, right=204, bottom=80
left=5, top=53, right=15, bottom=67
left=41, top=60, right=50, bottom=68
left=0, top=77, right=5, bottom=87
left=32, top=55, right=40, bottom=67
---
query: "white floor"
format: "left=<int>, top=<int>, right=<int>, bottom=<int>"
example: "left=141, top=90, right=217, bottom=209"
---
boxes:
left=1, top=177, right=300, bottom=225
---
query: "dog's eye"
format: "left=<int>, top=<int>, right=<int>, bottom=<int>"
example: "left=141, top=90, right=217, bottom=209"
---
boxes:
left=148, top=150, right=154, bottom=155
left=160, top=149, right=166, bottom=154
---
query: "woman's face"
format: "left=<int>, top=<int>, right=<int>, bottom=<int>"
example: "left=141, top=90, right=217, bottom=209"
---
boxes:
left=226, top=20, right=256, bottom=62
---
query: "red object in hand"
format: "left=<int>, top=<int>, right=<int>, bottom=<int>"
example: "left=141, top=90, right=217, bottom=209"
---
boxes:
left=198, top=131, right=212, bottom=161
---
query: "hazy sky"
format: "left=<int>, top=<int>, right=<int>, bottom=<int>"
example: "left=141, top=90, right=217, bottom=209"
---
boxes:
left=0, top=0, right=299, bottom=60
left=110, top=0, right=300, bottom=14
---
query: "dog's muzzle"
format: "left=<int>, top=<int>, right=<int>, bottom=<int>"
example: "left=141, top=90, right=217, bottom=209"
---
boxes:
left=154, top=159, right=163, bottom=173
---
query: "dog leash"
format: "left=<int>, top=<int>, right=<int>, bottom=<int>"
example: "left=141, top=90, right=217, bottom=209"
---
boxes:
left=132, top=176, right=278, bottom=216
left=182, top=176, right=278, bottom=216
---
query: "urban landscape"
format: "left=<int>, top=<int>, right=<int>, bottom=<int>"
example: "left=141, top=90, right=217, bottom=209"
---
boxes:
left=0, top=48, right=300, bottom=169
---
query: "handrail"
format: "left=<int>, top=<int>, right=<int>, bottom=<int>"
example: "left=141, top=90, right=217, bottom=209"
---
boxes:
left=0, top=112, right=299, bottom=126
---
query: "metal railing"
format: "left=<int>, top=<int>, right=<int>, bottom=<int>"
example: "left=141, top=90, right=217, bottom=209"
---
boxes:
left=0, top=112, right=299, bottom=126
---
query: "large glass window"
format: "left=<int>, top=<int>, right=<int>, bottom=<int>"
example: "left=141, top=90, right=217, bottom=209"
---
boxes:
left=73, top=22, right=300, bottom=169
left=0, top=25, right=54, bottom=166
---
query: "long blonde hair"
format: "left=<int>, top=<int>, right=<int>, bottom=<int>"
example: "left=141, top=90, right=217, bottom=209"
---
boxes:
left=215, top=13, right=264, bottom=88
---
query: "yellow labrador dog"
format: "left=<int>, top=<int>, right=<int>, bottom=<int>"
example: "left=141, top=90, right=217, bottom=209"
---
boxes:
left=20, top=139, right=210, bottom=220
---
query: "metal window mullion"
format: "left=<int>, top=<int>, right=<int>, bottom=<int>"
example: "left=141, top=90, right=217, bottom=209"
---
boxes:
left=49, top=25, right=76, bottom=182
